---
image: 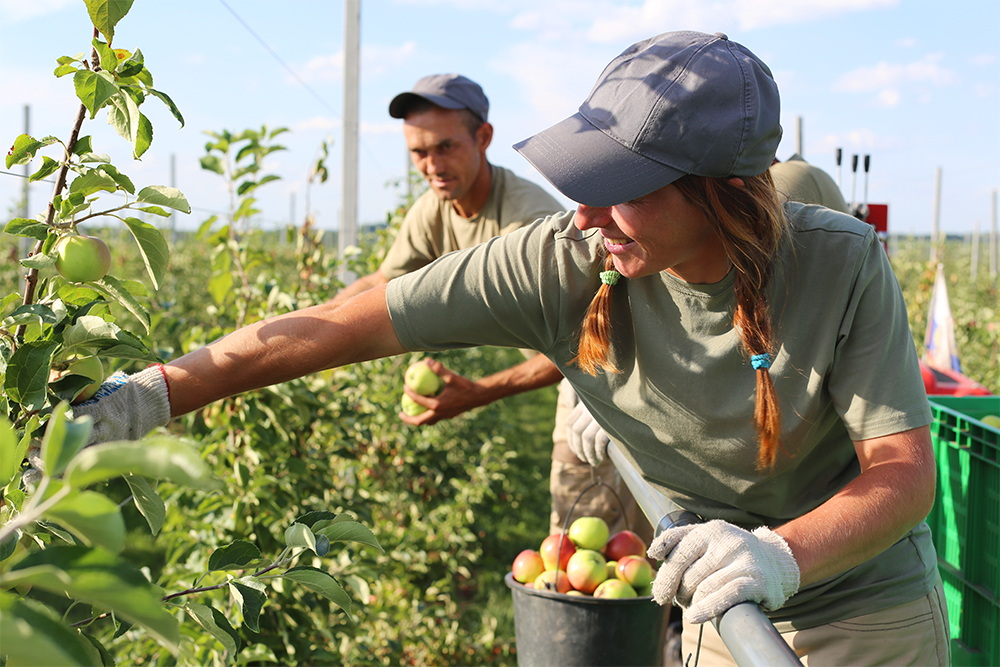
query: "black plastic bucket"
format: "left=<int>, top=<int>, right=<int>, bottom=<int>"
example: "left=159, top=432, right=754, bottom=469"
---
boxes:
left=506, top=572, right=668, bottom=666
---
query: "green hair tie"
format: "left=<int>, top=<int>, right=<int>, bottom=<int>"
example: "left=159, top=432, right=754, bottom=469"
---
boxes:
left=600, top=270, right=621, bottom=286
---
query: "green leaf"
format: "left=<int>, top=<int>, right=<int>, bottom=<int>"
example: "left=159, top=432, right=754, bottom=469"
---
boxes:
left=293, top=510, right=338, bottom=529
left=199, top=155, right=225, bottom=175
left=284, top=523, right=316, bottom=551
left=4, top=545, right=179, bottom=651
left=149, top=88, right=185, bottom=128
left=31, top=155, right=61, bottom=182
left=93, top=37, right=117, bottom=73
left=0, top=416, right=29, bottom=488
left=85, top=0, right=135, bottom=44
left=72, top=135, right=94, bottom=156
left=117, top=48, right=144, bottom=78
left=184, top=602, right=241, bottom=656
left=69, top=168, right=119, bottom=196
left=62, top=314, right=122, bottom=347
left=233, top=197, right=258, bottom=223
left=74, top=70, right=119, bottom=119
left=91, top=275, right=151, bottom=334
left=315, top=520, right=384, bottom=553
left=136, top=185, right=191, bottom=213
left=55, top=62, right=78, bottom=77
left=135, top=205, right=171, bottom=217
left=4, top=339, right=58, bottom=412
left=41, top=402, right=93, bottom=478
left=64, top=437, right=220, bottom=491
left=229, top=578, right=266, bottom=633
left=100, top=163, right=135, bottom=194
left=6, top=133, right=43, bottom=168
left=281, top=566, right=353, bottom=621
left=81, top=632, right=116, bottom=667
left=3, top=303, right=61, bottom=328
left=122, top=217, right=169, bottom=289
left=21, top=252, right=58, bottom=270
left=134, top=111, right=152, bottom=159
left=0, top=593, right=99, bottom=666
left=43, top=490, right=125, bottom=552
left=125, top=474, right=165, bottom=535
left=208, top=539, right=262, bottom=572
left=4, top=217, right=50, bottom=240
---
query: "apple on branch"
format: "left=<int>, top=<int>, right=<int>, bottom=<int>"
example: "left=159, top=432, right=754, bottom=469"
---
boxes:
left=54, top=234, right=112, bottom=283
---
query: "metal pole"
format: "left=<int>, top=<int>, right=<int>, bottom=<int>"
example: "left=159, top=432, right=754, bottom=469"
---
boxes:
left=607, top=444, right=803, bottom=667
left=794, top=116, right=803, bottom=158
left=339, top=0, right=360, bottom=286
left=931, top=167, right=942, bottom=262
left=971, top=220, right=979, bottom=281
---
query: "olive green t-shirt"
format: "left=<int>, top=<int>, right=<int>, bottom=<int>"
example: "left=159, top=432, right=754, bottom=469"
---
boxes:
left=385, top=202, right=937, bottom=630
left=379, top=165, right=565, bottom=279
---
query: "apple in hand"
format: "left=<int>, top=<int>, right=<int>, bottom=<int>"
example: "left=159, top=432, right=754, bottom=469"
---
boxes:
left=593, top=578, right=637, bottom=599
left=50, top=354, right=104, bottom=403
left=54, top=234, right=112, bottom=283
left=405, top=360, right=443, bottom=396
left=569, top=516, right=609, bottom=551
left=533, top=569, right=571, bottom=594
left=512, top=549, right=545, bottom=584
left=540, top=533, right=576, bottom=572
left=616, top=555, right=655, bottom=590
left=566, top=549, right=608, bottom=594
left=604, top=530, right=647, bottom=562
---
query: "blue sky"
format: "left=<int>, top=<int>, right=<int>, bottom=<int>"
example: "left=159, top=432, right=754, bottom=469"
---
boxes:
left=2, top=0, right=998, bottom=238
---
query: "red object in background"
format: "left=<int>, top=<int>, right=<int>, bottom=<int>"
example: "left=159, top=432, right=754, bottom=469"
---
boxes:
left=920, top=360, right=993, bottom=397
left=865, top=203, right=888, bottom=251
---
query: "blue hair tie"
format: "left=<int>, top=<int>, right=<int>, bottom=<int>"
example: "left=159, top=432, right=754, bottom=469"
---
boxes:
left=600, top=270, right=621, bottom=286
left=751, top=353, right=772, bottom=370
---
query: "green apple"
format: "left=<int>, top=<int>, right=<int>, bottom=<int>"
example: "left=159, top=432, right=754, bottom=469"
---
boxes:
left=593, top=578, right=637, bottom=599
left=404, top=360, right=443, bottom=397
left=54, top=234, right=112, bottom=283
left=982, top=414, right=1000, bottom=430
left=50, top=354, right=104, bottom=403
left=401, top=393, right=426, bottom=416
left=568, top=516, right=610, bottom=551
left=606, top=560, right=618, bottom=580
left=566, top=549, right=607, bottom=594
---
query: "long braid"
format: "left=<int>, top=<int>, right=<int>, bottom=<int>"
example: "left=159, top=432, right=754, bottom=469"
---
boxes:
left=571, top=254, right=621, bottom=376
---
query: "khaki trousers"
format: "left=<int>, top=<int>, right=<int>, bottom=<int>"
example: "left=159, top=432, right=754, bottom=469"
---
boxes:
left=680, top=577, right=951, bottom=667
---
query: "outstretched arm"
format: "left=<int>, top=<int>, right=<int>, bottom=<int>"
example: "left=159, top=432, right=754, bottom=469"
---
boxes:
left=166, top=284, right=405, bottom=416
left=329, top=269, right=391, bottom=306
left=400, top=353, right=564, bottom=425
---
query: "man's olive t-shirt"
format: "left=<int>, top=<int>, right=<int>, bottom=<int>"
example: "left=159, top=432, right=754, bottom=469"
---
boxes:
left=385, top=202, right=937, bottom=630
left=379, top=165, right=564, bottom=279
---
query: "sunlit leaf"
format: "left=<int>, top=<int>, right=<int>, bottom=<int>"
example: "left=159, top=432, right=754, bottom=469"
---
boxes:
left=284, top=523, right=316, bottom=551
left=4, top=217, right=50, bottom=240
left=41, top=401, right=93, bottom=477
left=64, top=437, right=220, bottom=491
left=123, top=216, right=169, bottom=289
left=74, top=70, right=119, bottom=119
left=30, top=155, right=61, bottom=182
left=229, top=577, right=266, bottom=633
left=3, top=340, right=58, bottom=412
left=136, top=185, right=191, bottom=213
left=85, top=0, right=135, bottom=44
left=91, top=275, right=150, bottom=334
left=149, top=88, right=184, bottom=127
left=43, top=490, right=125, bottom=552
left=315, top=520, right=384, bottom=553
left=281, top=566, right=353, bottom=621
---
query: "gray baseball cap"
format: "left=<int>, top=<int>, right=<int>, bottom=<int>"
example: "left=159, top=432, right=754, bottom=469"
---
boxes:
left=389, top=74, right=489, bottom=123
left=514, top=31, right=782, bottom=207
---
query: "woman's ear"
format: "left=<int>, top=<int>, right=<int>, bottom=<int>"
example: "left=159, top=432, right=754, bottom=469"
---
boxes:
left=727, top=177, right=747, bottom=188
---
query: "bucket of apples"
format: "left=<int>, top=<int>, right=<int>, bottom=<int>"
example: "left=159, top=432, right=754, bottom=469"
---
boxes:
left=504, top=509, right=668, bottom=665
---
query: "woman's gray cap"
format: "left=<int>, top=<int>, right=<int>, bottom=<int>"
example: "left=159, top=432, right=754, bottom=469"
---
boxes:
left=389, top=74, right=489, bottom=123
left=514, top=31, right=782, bottom=207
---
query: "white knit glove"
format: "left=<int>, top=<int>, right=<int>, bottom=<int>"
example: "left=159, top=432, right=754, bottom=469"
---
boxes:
left=72, top=365, right=172, bottom=445
left=560, top=380, right=611, bottom=466
left=647, top=520, right=800, bottom=624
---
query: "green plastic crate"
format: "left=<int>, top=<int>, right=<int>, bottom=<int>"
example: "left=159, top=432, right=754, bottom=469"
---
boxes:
left=927, top=396, right=999, bottom=667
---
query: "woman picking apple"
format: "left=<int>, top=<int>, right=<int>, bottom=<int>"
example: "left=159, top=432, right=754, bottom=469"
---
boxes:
left=69, top=31, right=947, bottom=666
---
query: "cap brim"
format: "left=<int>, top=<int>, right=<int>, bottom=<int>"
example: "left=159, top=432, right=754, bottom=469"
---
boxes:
left=513, top=113, right=685, bottom=207
left=389, top=91, right=466, bottom=119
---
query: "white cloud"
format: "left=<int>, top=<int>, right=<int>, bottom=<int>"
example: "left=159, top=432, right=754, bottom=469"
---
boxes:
left=832, top=53, right=956, bottom=106
left=290, top=41, right=417, bottom=84
left=969, top=53, right=997, bottom=67
left=973, top=82, right=996, bottom=98
left=894, top=37, right=918, bottom=48
left=0, top=0, right=75, bottom=24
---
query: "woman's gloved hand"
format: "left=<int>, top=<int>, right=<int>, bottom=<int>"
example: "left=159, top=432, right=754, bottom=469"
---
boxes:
left=646, top=519, right=800, bottom=624
left=560, top=380, right=611, bottom=466
left=72, top=364, right=172, bottom=445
